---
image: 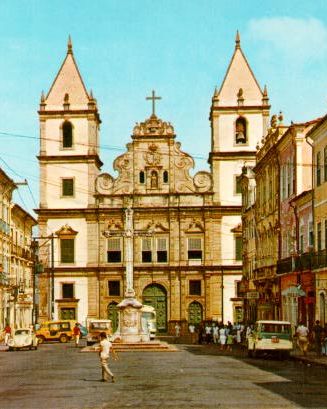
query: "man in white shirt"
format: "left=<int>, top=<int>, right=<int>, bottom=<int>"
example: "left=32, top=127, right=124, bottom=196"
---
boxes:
left=99, top=332, right=118, bottom=382
left=296, top=322, right=309, bottom=356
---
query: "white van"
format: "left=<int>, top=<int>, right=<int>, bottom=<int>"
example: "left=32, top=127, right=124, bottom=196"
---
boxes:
left=141, top=305, right=157, bottom=340
left=247, top=320, right=293, bottom=358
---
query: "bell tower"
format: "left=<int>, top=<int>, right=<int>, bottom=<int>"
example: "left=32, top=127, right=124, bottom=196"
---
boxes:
left=209, top=31, right=270, bottom=204
left=38, top=36, right=102, bottom=210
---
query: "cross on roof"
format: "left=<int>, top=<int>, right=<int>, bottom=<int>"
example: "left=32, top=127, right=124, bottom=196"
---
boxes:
left=146, top=90, right=161, bottom=117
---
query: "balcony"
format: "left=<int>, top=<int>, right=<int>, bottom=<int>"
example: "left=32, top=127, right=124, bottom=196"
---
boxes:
left=277, top=250, right=327, bottom=274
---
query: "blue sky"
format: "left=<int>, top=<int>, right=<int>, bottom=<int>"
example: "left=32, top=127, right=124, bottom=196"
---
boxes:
left=1, top=0, right=327, bottom=217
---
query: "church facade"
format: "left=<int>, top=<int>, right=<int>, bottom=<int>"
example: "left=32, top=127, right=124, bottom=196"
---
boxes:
left=36, top=34, right=269, bottom=333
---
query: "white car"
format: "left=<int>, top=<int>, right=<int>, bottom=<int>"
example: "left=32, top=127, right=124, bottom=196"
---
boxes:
left=8, top=328, right=38, bottom=351
left=247, top=320, right=293, bottom=358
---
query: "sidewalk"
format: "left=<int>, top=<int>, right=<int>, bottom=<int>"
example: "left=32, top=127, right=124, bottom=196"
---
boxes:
left=292, top=350, right=327, bottom=367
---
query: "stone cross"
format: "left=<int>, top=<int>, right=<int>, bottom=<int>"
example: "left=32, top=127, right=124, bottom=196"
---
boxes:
left=146, top=90, right=161, bottom=117
left=103, top=206, right=154, bottom=298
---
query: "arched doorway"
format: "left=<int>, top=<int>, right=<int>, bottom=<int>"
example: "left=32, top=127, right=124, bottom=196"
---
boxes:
left=188, top=301, right=203, bottom=325
left=142, top=284, right=167, bottom=333
left=107, top=302, right=119, bottom=332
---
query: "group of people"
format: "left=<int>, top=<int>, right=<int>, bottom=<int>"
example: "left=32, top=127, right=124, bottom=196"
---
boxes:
left=295, top=320, right=327, bottom=356
left=193, top=321, right=252, bottom=350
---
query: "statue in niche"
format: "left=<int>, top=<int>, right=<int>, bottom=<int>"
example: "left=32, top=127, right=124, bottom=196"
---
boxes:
left=150, top=171, right=158, bottom=189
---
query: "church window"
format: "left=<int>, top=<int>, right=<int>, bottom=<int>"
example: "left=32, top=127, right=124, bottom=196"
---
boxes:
left=142, top=238, right=152, bottom=263
left=317, top=151, right=321, bottom=186
left=62, top=178, right=74, bottom=197
left=189, top=280, right=201, bottom=296
left=60, top=238, right=74, bottom=263
left=150, top=171, right=158, bottom=189
left=235, top=175, right=242, bottom=194
left=107, top=238, right=121, bottom=263
left=62, top=283, right=74, bottom=298
left=163, top=171, right=169, bottom=183
left=188, top=237, right=202, bottom=261
left=235, top=236, right=242, bottom=261
left=235, top=117, right=247, bottom=145
left=62, top=121, right=73, bottom=148
left=139, top=171, right=145, bottom=184
left=157, top=238, right=168, bottom=263
left=108, top=281, right=120, bottom=296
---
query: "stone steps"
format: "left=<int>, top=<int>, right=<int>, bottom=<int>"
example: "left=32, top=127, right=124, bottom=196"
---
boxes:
left=81, top=340, right=178, bottom=353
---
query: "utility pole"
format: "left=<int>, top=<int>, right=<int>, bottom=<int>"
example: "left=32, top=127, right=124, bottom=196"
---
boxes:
left=51, top=234, right=54, bottom=320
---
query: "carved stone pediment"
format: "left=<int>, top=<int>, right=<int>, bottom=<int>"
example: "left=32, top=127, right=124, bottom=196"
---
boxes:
left=106, top=219, right=123, bottom=231
left=133, top=115, right=175, bottom=137
left=186, top=219, right=204, bottom=233
left=55, top=224, right=78, bottom=237
left=146, top=220, right=169, bottom=232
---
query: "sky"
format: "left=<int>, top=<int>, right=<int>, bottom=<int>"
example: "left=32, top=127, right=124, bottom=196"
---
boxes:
left=1, top=0, right=327, bottom=218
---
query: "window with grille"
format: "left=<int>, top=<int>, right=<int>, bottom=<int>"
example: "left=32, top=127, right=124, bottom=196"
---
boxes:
left=309, top=221, right=314, bottom=247
left=108, top=280, right=120, bottom=296
left=60, top=239, right=74, bottom=263
left=62, top=283, right=74, bottom=298
left=62, top=178, right=74, bottom=197
left=157, top=238, right=167, bottom=262
left=318, top=222, right=322, bottom=251
left=235, top=236, right=242, bottom=261
left=107, top=238, right=121, bottom=263
left=189, top=280, right=201, bottom=295
left=188, top=238, right=202, bottom=260
left=142, top=238, right=152, bottom=263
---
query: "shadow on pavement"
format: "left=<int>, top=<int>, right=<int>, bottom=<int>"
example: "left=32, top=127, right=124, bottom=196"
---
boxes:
left=185, top=344, right=327, bottom=408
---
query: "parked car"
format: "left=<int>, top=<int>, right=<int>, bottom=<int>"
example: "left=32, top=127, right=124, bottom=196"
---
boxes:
left=8, top=328, right=38, bottom=351
left=86, top=319, right=112, bottom=346
left=247, top=320, right=293, bottom=358
left=36, top=320, right=76, bottom=344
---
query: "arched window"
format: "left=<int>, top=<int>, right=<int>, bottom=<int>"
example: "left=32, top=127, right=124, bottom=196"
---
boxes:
left=235, top=117, right=247, bottom=145
left=150, top=170, right=158, bottom=189
left=63, top=121, right=73, bottom=148
left=163, top=171, right=169, bottom=183
left=139, top=171, right=145, bottom=184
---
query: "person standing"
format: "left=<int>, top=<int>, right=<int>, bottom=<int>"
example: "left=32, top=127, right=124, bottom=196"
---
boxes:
left=99, top=332, right=117, bottom=383
left=212, top=324, right=219, bottom=344
left=313, top=320, right=324, bottom=356
left=219, top=325, right=227, bottom=351
left=296, top=322, right=309, bottom=356
left=4, top=324, right=11, bottom=345
left=175, top=323, right=181, bottom=338
left=73, top=323, right=81, bottom=347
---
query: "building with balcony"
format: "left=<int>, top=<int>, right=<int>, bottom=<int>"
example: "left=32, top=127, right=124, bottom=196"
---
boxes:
left=307, top=114, right=327, bottom=325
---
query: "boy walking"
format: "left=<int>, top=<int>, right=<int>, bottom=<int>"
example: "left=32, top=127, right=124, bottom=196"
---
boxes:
left=99, top=332, right=118, bottom=383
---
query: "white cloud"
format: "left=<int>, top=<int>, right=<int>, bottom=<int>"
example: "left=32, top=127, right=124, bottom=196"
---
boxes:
left=248, top=17, right=327, bottom=61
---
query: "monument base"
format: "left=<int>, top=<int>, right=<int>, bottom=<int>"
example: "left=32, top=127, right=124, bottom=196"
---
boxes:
left=115, top=296, right=149, bottom=343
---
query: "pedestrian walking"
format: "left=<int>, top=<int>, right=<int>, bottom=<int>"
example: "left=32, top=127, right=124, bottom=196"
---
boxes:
left=73, top=323, right=81, bottom=347
left=313, top=320, right=324, bottom=356
left=99, top=332, right=118, bottom=383
left=4, top=324, right=11, bottom=345
left=296, top=321, right=309, bottom=356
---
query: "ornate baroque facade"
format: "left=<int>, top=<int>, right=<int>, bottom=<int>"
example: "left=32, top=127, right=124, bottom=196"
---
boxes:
left=37, top=34, right=268, bottom=333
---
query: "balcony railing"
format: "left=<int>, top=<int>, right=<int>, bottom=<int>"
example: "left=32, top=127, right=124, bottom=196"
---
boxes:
left=277, top=250, right=327, bottom=274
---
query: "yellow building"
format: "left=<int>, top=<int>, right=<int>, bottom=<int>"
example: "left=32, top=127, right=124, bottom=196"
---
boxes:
left=307, top=114, right=327, bottom=324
